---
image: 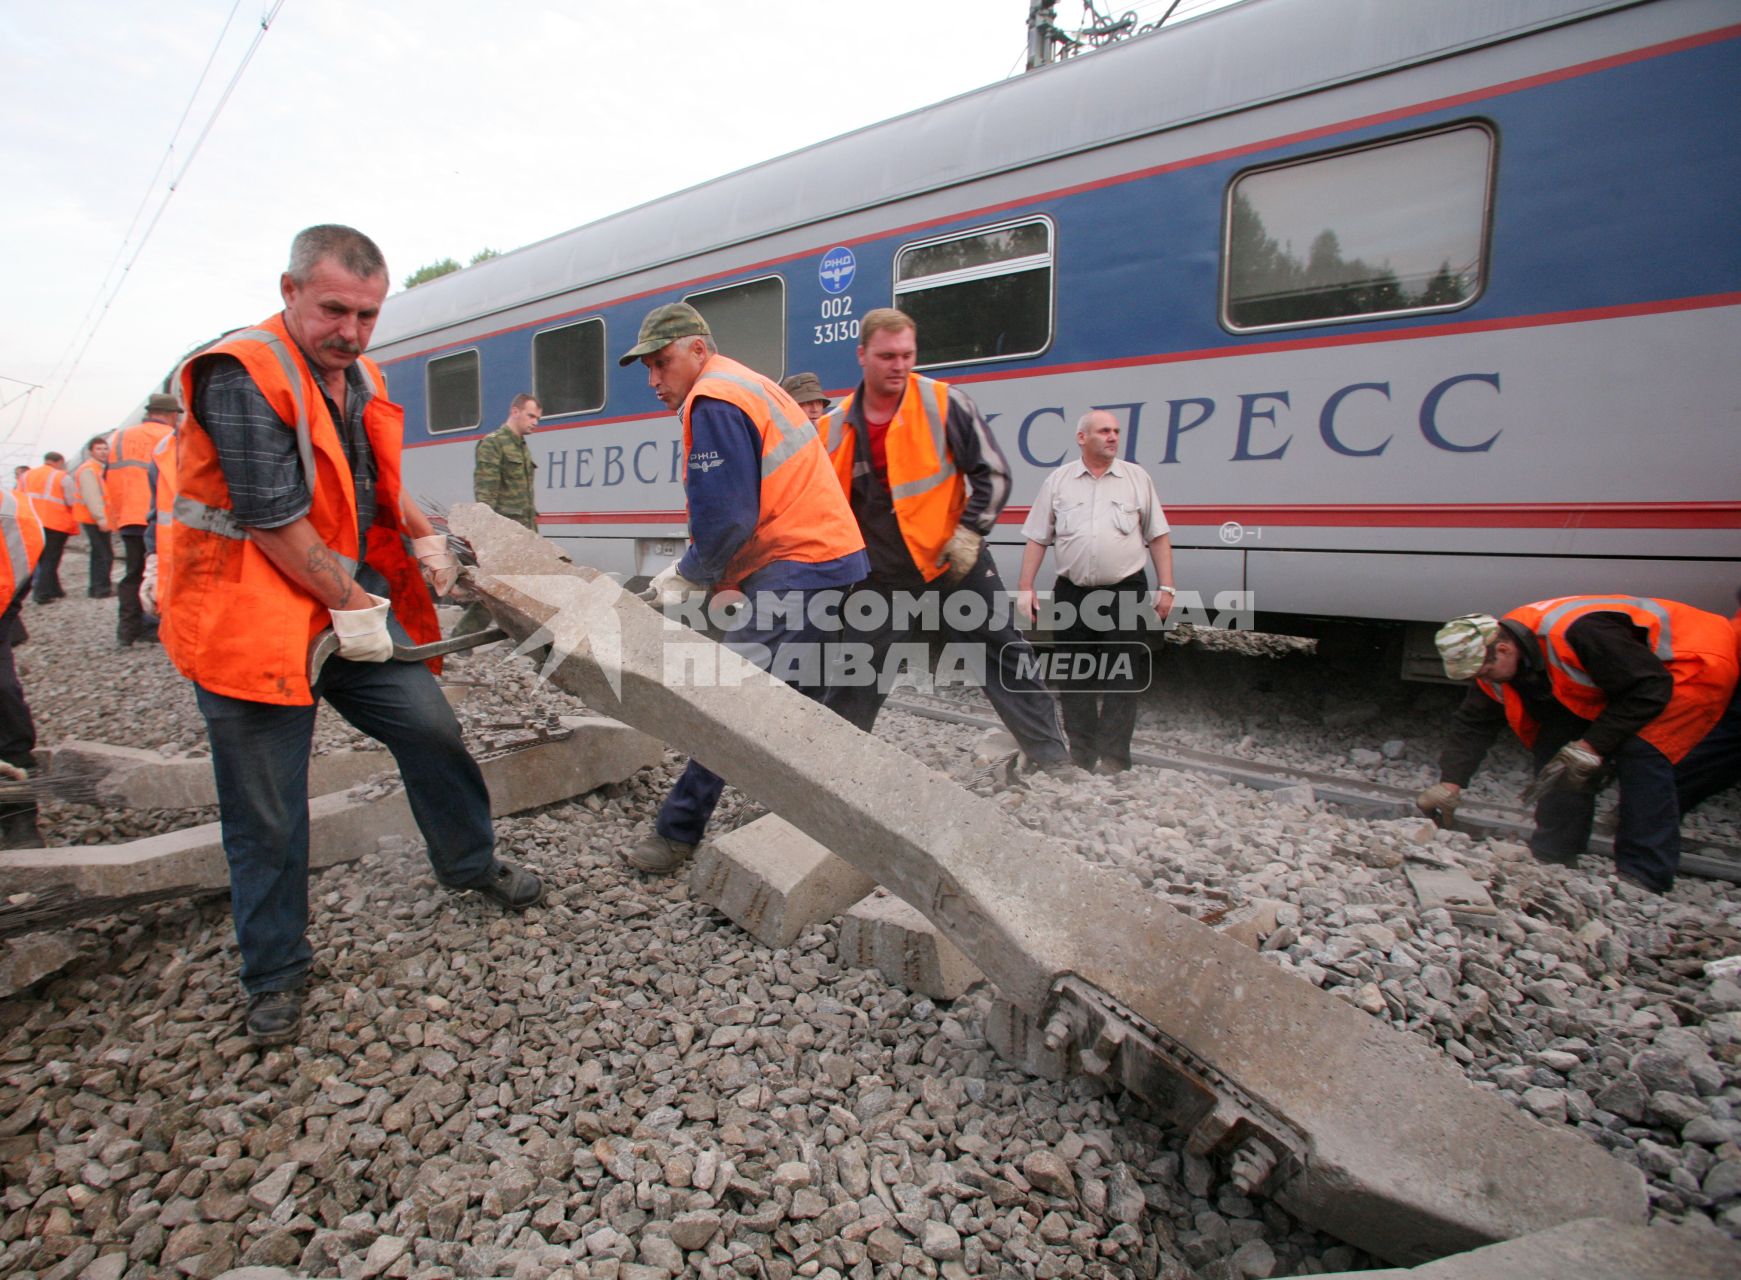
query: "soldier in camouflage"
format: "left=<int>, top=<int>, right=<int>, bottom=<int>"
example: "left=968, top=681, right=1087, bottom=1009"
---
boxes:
left=456, top=394, right=541, bottom=635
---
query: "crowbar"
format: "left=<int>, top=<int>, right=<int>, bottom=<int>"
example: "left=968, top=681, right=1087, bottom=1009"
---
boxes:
left=307, top=627, right=507, bottom=688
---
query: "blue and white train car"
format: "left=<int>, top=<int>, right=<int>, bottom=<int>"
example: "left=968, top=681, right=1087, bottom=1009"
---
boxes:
left=368, top=0, right=1741, bottom=651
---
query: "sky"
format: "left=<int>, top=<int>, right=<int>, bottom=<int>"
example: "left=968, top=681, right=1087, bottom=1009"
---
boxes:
left=0, top=0, right=1088, bottom=465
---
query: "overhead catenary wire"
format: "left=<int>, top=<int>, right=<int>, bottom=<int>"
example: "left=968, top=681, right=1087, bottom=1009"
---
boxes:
left=32, top=0, right=289, bottom=437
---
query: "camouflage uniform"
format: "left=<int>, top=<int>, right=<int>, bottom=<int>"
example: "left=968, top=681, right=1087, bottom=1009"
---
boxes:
left=472, top=426, right=538, bottom=530
left=457, top=425, right=538, bottom=634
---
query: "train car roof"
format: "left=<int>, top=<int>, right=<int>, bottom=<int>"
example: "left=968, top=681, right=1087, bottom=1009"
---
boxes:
left=370, top=0, right=1644, bottom=349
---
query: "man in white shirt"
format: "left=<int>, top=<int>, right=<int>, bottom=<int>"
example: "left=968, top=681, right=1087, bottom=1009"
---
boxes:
left=1017, top=410, right=1174, bottom=772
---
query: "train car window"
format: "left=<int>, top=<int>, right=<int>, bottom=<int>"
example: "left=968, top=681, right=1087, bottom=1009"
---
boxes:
left=533, top=319, right=606, bottom=416
left=426, top=349, right=481, bottom=434
left=1223, top=123, right=1494, bottom=331
left=895, top=217, right=1053, bottom=367
left=685, top=276, right=785, bottom=380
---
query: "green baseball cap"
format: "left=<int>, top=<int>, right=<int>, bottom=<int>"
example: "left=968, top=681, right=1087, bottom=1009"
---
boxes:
left=618, top=302, right=711, bottom=366
left=780, top=372, right=831, bottom=409
left=1435, top=613, right=1500, bottom=680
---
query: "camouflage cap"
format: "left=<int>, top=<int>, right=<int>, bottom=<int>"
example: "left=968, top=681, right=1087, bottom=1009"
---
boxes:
left=145, top=393, right=181, bottom=415
left=1435, top=613, right=1501, bottom=680
left=618, top=302, right=711, bottom=366
left=780, top=372, right=831, bottom=409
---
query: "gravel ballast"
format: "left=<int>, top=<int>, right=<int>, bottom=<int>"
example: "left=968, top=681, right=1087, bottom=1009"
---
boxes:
left=2, top=582, right=1739, bottom=1279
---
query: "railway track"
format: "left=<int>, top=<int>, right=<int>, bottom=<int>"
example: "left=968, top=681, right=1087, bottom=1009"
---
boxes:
left=884, top=692, right=1741, bottom=885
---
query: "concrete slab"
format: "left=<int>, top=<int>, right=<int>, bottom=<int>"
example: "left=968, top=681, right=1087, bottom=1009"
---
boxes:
left=1407, top=864, right=1499, bottom=931
left=0, top=716, right=659, bottom=936
left=985, top=996, right=1074, bottom=1082
left=689, top=815, right=876, bottom=948
left=451, top=504, right=1648, bottom=1266
left=837, top=888, right=985, bottom=1000
left=48, top=741, right=395, bottom=811
left=1284, top=1215, right=1741, bottom=1279
left=0, top=932, right=82, bottom=998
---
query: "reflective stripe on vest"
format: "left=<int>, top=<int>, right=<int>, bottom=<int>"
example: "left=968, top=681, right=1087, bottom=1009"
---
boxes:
left=169, top=493, right=356, bottom=575
left=226, top=328, right=319, bottom=488
left=1534, top=596, right=1674, bottom=688
left=887, top=380, right=953, bottom=504
left=0, top=494, right=32, bottom=584
left=697, top=370, right=815, bottom=476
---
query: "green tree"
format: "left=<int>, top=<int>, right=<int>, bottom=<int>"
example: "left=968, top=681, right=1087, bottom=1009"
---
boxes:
left=469, top=248, right=501, bottom=266
left=404, top=257, right=460, bottom=289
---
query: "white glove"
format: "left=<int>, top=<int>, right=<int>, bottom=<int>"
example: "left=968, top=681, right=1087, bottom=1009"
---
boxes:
left=411, top=534, right=460, bottom=597
left=939, top=526, right=984, bottom=584
left=639, top=560, right=707, bottom=606
left=140, top=554, right=160, bottom=615
left=330, top=594, right=394, bottom=663
left=1522, top=740, right=1605, bottom=803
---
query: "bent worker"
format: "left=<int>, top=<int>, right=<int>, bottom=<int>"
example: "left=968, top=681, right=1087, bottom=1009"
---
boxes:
left=818, top=308, right=1068, bottom=770
left=161, top=224, right=543, bottom=1046
left=1419, top=597, right=1741, bottom=893
left=618, top=303, right=867, bottom=875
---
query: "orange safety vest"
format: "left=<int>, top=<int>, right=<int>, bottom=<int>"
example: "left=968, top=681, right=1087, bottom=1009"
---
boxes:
left=680, top=354, right=865, bottom=589
left=0, top=491, right=44, bottom=614
left=21, top=465, right=78, bottom=536
left=1478, top=595, right=1740, bottom=764
left=151, top=430, right=177, bottom=603
left=106, top=420, right=174, bottom=530
left=162, top=312, right=436, bottom=707
left=821, top=373, right=964, bottom=582
left=71, top=458, right=104, bottom=526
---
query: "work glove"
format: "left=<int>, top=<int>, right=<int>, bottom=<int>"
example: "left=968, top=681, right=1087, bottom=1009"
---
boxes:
left=411, top=534, right=460, bottom=598
left=1521, top=740, right=1604, bottom=804
left=639, top=561, right=707, bottom=607
left=140, top=554, right=160, bottom=616
left=939, top=525, right=984, bottom=584
left=330, top=594, right=394, bottom=663
left=1415, top=781, right=1461, bottom=827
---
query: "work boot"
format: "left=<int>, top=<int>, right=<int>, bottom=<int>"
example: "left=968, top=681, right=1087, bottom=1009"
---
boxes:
left=245, top=987, right=304, bottom=1045
left=622, top=832, right=696, bottom=875
left=464, top=859, right=545, bottom=910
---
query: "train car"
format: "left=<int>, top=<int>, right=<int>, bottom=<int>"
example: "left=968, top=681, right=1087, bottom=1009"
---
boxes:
left=367, top=0, right=1741, bottom=665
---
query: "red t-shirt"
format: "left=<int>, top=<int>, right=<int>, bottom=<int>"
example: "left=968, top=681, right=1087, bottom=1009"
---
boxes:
left=866, top=413, right=893, bottom=486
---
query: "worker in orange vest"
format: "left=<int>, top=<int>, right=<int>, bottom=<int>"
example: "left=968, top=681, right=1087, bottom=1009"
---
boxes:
left=0, top=490, right=44, bottom=846
left=616, top=303, right=868, bottom=875
left=818, top=307, right=1067, bottom=771
left=20, top=452, right=78, bottom=604
left=106, top=394, right=179, bottom=645
left=161, top=224, right=543, bottom=1046
left=1420, top=597, right=1741, bottom=893
left=71, top=436, right=115, bottom=598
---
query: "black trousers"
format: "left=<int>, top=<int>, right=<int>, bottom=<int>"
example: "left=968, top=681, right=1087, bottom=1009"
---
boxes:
left=0, top=592, right=36, bottom=768
left=31, top=529, right=68, bottom=603
left=116, top=529, right=151, bottom=642
left=81, top=523, right=114, bottom=596
left=822, top=551, right=1066, bottom=764
left=1051, top=570, right=1152, bottom=770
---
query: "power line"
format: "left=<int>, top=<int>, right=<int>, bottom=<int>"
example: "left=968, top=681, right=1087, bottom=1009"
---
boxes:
left=32, top=0, right=289, bottom=435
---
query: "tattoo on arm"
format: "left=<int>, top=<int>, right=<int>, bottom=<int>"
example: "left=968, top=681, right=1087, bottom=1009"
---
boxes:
left=304, top=542, right=358, bottom=606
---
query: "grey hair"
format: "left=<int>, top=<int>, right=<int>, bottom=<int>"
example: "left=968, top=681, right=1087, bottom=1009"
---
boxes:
left=287, top=224, right=387, bottom=283
left=1076, top=409, right=1117, bottom=433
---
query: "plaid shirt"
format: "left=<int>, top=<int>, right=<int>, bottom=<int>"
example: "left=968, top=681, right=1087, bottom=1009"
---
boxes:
left=193, top=349, right=377, bottom=547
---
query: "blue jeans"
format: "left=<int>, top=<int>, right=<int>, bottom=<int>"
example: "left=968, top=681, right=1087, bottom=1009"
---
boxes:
left=654, top=589, right=839, bottom=847
left=1531, top=728, right=1681, bottom=891
left=196, top=636, right=495, bottom=994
